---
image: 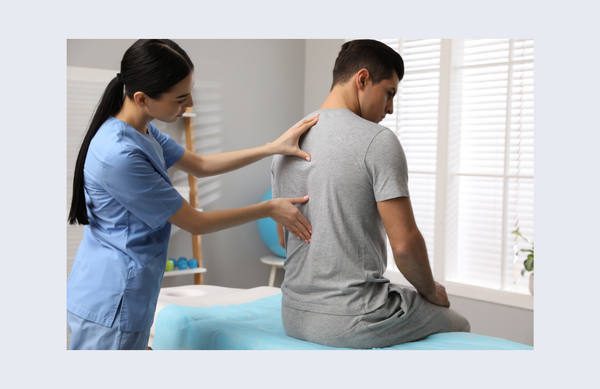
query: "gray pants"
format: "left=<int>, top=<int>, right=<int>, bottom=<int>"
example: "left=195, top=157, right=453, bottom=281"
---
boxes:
left=282, top=285, right=470, bottom=349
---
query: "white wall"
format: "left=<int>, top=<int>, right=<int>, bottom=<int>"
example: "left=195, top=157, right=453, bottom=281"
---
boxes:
left=303, top=39, right=344, bottom=115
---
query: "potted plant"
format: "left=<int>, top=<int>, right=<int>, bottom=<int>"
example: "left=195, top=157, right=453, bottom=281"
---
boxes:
left=512, top=230, right=534, bottom=295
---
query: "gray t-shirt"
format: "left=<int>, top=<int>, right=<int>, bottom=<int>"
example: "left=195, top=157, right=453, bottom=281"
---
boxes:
left=271, top=109, right=410, bottom=315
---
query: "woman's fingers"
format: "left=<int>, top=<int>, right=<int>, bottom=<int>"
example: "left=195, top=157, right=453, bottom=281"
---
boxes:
left=272, top=114, right=319, bottom=161
left=270, top=196, right=312, bottom=242
left=284, top=214, right=311, bottom=242
left=292, top=114, right=319, bottom=161
left=294, top=114, right=319, bottom=133
left=288, top=196, right=312, bottom=241
left=296, top=150, right=311, bottom=162
left=289, top=196, right=312, bottom=239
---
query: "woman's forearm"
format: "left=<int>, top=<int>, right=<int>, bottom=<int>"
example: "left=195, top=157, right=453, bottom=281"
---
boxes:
left=190, top=202, right=271, bottom=234
left=198, top=143, right=276, bottom=176
left=168, top=196, right=312, bottom=241
left=174, top=114, right=318, bottom=178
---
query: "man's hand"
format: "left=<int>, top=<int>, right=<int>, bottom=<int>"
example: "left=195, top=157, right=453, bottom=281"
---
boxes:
left=421, top=282, right=450, bottom=308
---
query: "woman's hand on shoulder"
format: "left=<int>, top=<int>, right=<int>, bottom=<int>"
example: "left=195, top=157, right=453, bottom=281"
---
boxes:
left=267, top=196, right=312, bottom=243
left=268, top=114, right=319, bottom=161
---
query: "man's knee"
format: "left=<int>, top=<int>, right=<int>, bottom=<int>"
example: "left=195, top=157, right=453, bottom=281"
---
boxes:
left=437, top=307, right=470, bottom=333
left=454, top=311, right=470, bottom=333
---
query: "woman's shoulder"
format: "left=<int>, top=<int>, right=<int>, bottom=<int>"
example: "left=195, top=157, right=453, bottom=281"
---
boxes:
left=89, top=118, right=141, bottom=159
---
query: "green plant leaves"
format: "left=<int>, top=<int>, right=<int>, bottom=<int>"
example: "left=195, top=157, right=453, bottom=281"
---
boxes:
left=512, top=230, right=533, bottom=244
left=524, top=255, right=534, bottom=272
left=512, top=230, right=534, bottom=276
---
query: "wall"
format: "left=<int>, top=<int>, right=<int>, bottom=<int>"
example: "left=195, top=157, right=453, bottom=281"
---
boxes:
left=303, top=39, right=344, bottom=115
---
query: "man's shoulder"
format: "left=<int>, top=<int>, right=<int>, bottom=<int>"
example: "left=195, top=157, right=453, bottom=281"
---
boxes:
left=314, top=109, right=392, bottom=137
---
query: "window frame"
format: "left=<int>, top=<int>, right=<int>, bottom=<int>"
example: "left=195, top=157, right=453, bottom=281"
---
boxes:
left=381, top=39, right=534, bottom=310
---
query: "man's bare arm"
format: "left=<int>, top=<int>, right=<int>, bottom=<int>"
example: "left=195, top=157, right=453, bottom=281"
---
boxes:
left=377, top=197, right=450, bottom=307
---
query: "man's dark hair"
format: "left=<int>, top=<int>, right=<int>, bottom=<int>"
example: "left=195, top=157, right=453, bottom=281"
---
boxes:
left=331, top=39, right=404, bottom=89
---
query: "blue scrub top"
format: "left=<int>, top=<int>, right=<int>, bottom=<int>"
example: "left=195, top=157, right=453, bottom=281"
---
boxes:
left=67, top=117, right=185, bottom=332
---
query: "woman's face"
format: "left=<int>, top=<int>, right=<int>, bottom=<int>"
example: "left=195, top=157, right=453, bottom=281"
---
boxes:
left=146, top=70, right=195, bottom=123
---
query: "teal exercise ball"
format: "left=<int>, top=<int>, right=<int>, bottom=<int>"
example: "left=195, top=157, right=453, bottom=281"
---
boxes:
left=257, top=189, right=286, bottom=258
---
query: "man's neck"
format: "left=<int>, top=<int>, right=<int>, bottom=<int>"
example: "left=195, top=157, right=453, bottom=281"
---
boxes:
left=318, top=85, right=360, bottom=117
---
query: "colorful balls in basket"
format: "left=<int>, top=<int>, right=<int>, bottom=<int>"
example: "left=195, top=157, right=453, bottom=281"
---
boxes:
left=165, top=257, right=199, bottom=271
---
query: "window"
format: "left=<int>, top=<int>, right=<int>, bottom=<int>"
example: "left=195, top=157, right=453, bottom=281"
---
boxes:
left=379, top=39, right=534, bottom=309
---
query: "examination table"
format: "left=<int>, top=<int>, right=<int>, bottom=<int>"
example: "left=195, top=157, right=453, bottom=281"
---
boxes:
left=149, top=285, right=532, bottom=350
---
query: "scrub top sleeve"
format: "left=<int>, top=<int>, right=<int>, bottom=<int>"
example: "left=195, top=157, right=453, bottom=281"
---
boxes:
left=102, top=147, right=184, bottom=229
left=365, top=129, right=410, bottom=202
left=148, top=123, right=186, bottom=169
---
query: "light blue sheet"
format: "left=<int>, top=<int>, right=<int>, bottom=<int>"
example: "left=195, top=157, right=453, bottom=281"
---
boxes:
left=152, top=294, right=532, bottom=350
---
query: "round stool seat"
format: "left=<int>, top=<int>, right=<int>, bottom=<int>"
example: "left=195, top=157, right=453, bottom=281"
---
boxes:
left=260, top=255, right=285, bottom=267
left=260, top=255, right=285, bottom=287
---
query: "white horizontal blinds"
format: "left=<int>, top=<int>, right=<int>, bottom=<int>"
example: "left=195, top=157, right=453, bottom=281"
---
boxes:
left=380, top=39, right=440, bottom=273
left=450, top=40, right=534, bottom=292
left=451, top=39, right=509, bottom=289
left=66, top=67, right=116, bottom=280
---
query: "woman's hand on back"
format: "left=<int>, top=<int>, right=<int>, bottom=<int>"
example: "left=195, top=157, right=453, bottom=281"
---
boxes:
left=267, top=196, right=312, bottom=242
left=269, top=114, right=319, bottom=161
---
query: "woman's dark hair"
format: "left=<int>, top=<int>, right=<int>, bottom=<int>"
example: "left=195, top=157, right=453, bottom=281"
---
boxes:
left=68, top=39, right=194, bottom=225
left=331, top=39, right=404, bottom=89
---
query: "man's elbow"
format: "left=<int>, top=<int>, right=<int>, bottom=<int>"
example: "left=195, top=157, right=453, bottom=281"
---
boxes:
left=390, top=244, right=413, bottom=263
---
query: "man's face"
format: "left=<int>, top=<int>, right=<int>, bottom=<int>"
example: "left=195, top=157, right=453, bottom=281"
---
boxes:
left=359, top=72, right=399, bottom=124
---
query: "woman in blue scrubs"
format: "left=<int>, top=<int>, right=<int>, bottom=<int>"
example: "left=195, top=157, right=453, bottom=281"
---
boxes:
left=67, top=39, right=317, bottom=350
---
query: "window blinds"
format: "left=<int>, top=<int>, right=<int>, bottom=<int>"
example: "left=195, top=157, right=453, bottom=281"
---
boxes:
left=379, top=39, right=534, bottom=295
left=448, top=39, right=534, bottom=292
left=380, top=39, right=441, bottom=274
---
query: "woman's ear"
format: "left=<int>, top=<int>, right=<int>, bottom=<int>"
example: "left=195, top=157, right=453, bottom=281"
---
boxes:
left=133, top=91, right=148, bottom=108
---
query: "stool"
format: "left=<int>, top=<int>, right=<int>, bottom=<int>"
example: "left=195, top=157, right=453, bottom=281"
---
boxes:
left=260, top=255, right=285, bottom=287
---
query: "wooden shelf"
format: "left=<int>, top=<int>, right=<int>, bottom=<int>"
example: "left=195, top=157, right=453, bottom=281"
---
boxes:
left=163, top=267, right=207, bottom=277
left=183, top=107, right=203, bottom=285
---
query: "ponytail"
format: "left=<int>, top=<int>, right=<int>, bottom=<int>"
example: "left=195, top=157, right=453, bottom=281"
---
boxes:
left=68, top=76, right=124, bottom=225
left=68, top=39, right=194, bottom=226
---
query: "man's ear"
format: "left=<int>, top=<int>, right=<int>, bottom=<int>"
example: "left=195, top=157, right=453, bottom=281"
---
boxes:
left=356, top=69, right=370, bottom=91
left=133, top=91, right=149, bottom=108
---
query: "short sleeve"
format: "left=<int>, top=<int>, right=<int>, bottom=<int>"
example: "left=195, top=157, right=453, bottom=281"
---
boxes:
left=102, top=146, right=184, bottom=229
left=148, top=123, right=185, bottom=169
left=364, top=129, right=410, bottom=202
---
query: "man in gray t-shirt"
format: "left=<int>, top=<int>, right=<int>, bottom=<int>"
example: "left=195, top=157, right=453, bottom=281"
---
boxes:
left=271, top=40, right=469, bottom=349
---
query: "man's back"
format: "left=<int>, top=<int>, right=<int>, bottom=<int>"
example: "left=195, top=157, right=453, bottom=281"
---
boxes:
left=271, top=108, right=410, bottom=316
